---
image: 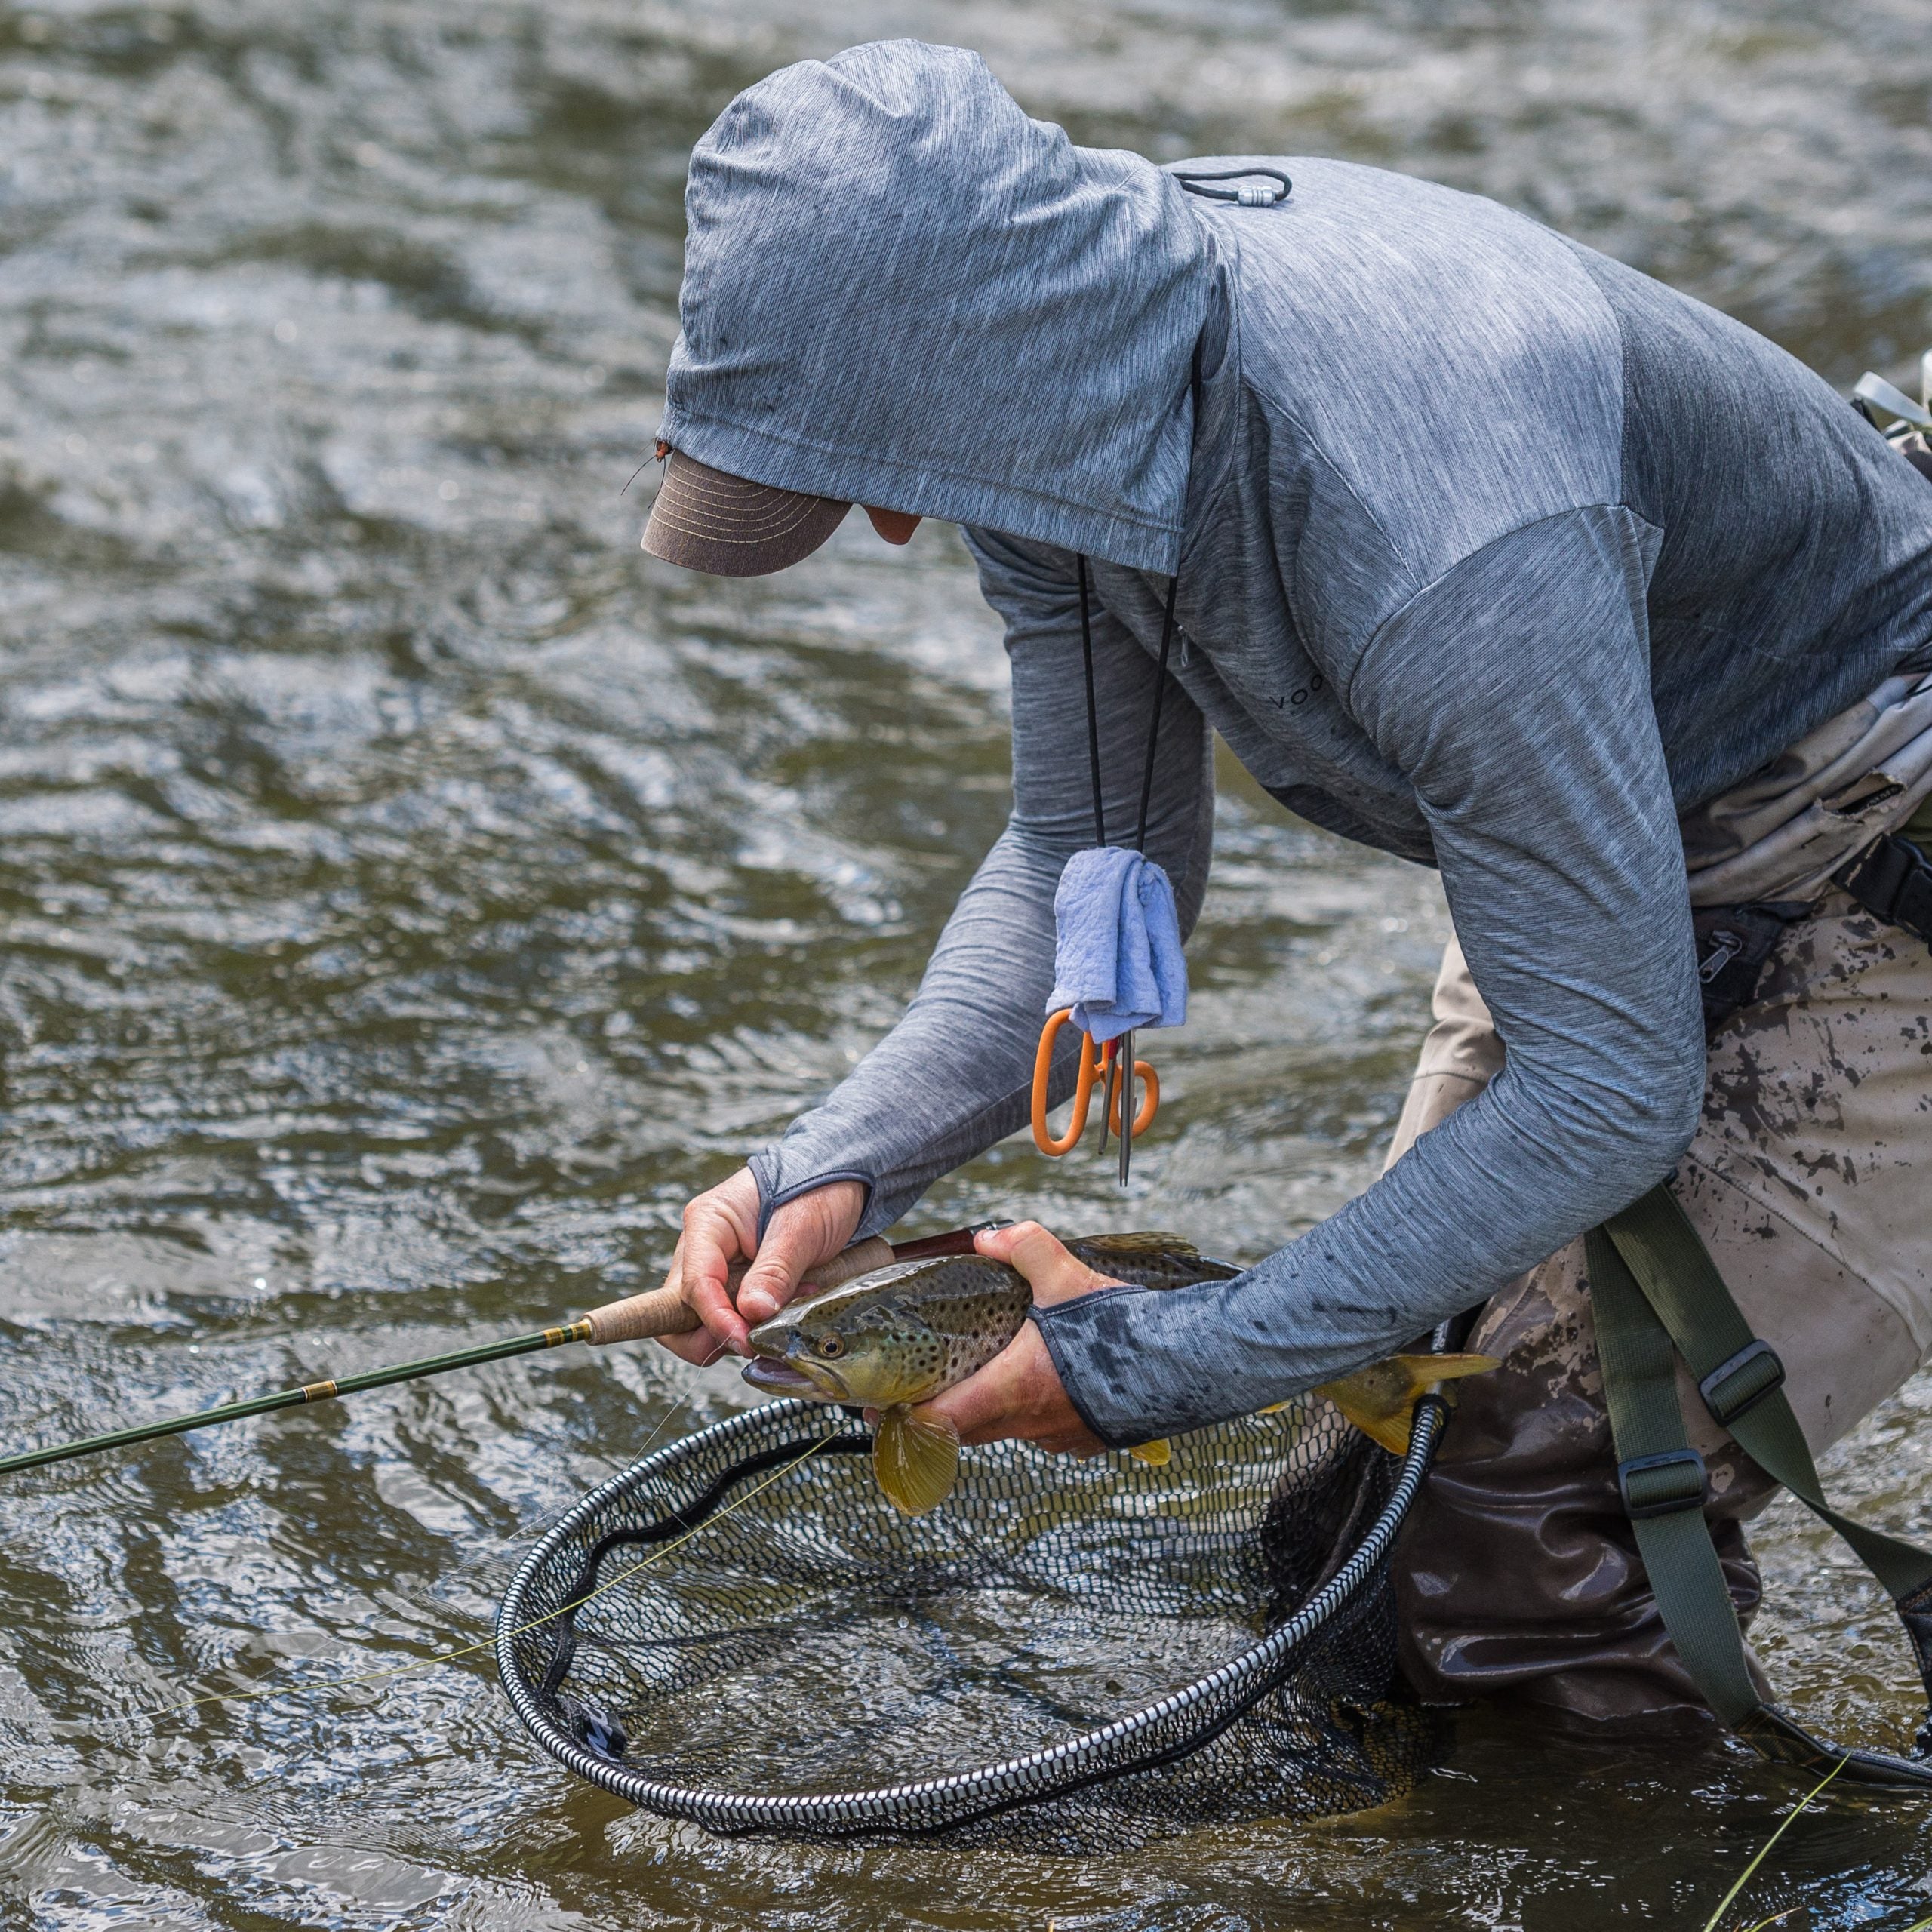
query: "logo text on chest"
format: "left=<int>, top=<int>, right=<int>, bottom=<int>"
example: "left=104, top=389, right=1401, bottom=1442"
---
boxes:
left=1269, top=672, right=1326, bottom=711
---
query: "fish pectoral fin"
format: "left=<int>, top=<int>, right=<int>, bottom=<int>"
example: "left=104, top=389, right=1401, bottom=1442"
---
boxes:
left=1392, top=1351, right=1500, bottom=1389
left=1318, top=1352, right=1503, bottom=1457
left=1315, top=1377, right=1416, bottom=1456
left=1126, top=1438, right=1170, bottom=1466
left=1254, top=1400, right=1293, bottom=1415
left=874, top=1404, right=961, bottom=1516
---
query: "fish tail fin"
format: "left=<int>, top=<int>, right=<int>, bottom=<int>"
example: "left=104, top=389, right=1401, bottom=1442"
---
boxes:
left=874, top=1404, right=961, bottom=1516
left=1126, top=1438, right=1170, bottom=1466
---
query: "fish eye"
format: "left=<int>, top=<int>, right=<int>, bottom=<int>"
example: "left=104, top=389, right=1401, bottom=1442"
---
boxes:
left=817, top=1335, right=846, bottom=1358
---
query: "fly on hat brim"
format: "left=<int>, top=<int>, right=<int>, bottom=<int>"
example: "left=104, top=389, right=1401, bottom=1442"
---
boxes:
left=641, top=450, right=851, bottom=577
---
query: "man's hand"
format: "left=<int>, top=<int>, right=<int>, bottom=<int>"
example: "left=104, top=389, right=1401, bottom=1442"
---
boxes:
left=654, top=1170, right=865, bottom=1364
left=921, top=1221, right=1117, bottom=1456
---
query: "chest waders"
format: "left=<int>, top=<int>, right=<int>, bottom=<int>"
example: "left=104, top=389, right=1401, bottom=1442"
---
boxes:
left=1596, top=818, right=1932, bottom=1786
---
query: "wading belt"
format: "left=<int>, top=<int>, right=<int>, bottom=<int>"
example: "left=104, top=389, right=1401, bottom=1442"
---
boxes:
left=1589, top=1183, right=1932, bottom=1786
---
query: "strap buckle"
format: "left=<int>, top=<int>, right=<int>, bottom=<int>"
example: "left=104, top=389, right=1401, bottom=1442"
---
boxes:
left=1840, top=834, right=1932, bottom=949
left=1698, top=1337, right=1786, bottom=1429
left=1617, top=1447, right=1708, bottom=1521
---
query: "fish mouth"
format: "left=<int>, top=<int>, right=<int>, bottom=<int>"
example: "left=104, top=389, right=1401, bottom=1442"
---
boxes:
left=741, top=1349, right=848, bottom=1401
left=741, top=1356, right=817, bottom=1393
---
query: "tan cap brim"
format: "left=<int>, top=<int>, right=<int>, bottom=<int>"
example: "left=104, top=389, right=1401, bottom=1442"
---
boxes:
left=641, top=449, right=851, bottom=577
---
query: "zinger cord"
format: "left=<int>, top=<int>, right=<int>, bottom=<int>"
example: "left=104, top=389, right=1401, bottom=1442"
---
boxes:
left=1072, top=562, right=1183, bottom=857
left=1077, top=554, right=1106, bottom=847
left=1136, top=577, right=1181, bottom=852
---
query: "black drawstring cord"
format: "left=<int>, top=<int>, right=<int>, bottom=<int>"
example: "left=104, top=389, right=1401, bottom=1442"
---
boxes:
left=1173, top=167, right=1291, bottom=208
left=1074, top=562, right=1182, bottom=856
left=1077, top=555, right=1106, bottom=848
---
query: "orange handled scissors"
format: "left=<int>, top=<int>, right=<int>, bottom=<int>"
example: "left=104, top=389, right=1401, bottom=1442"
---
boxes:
left=1030, top=1008, right=1158, bottom=1180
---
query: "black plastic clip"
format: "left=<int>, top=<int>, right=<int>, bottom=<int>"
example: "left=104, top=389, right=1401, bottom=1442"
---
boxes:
left=1840, top=833, right=1932, bottom=952
left=1698, top=1338, right=1786, bottom=1429
left=1617, top=1447, right=1708, bottom=1521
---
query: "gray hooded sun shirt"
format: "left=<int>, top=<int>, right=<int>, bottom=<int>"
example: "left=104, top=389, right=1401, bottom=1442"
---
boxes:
left=660, top=42, right=1932, bottom=1447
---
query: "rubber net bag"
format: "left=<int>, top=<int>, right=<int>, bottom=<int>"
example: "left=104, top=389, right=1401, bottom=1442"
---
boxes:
left=496, top=1389, right=1444, bottom=1852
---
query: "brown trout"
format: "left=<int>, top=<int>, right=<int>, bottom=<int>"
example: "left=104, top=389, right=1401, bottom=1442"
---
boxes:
left=742, top=1232, right=1496, bottom=1513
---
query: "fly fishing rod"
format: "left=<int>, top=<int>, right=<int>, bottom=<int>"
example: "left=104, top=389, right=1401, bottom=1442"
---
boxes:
left=0, top=1226, right=992, bottom=1478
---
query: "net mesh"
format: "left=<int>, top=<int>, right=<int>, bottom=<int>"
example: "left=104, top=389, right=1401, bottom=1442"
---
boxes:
left=496, top=1389, right=1444, bottom=1851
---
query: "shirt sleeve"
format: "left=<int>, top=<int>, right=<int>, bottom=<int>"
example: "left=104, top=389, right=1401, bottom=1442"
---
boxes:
left=749, top=532, right=1214, bottom=1239
left=1036, top=506, right=1707, bottom=1444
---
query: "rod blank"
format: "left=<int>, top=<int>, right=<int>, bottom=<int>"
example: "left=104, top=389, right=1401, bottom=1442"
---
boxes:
left=0, top=1226, right=987, bottom=1478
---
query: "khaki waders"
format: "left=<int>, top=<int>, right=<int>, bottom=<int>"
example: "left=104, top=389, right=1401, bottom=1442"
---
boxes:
left=1392, top=807, right=1932, bottom=1747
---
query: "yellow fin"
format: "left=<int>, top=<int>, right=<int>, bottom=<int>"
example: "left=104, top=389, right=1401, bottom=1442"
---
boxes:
left=1395, top=1351, right=1498, bottom=1387
left=1069, top=1231, right=1198, bottom=1257
left=1255, top=1400, right=1293, bottom=1415
left=1126, top=1438, right=1171, bottom=1466
left=873, top=1404, right=960, bottom=1516
left=1317, top=1381, right=1414, bottom=1456
left=1316, top=1352, right=1500, bottom=1456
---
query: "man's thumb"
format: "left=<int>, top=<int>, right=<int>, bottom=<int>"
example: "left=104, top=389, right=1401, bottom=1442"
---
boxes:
left=737, top=1223, right=817, bottom=1325
left=984, top=1221, right=1103, bottom=1305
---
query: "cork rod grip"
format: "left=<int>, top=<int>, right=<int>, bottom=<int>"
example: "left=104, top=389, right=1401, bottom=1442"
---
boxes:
left=577, top=1235, right=898, bottom=1347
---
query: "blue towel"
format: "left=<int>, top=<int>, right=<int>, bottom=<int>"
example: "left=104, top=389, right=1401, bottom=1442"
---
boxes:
left=1047, top=846, right=1188, bottom=1045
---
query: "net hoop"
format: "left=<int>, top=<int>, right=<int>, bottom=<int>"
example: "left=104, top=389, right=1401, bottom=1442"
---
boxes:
left=496, top=1392, right=1445, bottom=1838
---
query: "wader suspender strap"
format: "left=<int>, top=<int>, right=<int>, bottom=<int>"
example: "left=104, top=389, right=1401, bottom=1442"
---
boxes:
left=1588, top=1184, right=1932, bottom=1783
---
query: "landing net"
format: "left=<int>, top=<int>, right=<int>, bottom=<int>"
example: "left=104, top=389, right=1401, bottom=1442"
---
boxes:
left=496, top=1383, right=1444, bottom=1850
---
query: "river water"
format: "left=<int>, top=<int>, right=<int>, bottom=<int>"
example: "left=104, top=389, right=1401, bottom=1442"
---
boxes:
left=3, top=0, right=1932, bottom=1925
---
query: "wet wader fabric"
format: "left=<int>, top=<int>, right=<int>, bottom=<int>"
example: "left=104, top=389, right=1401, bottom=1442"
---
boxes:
left=1394, top=881, right=1932, bottom=1738
left=1585, top=787, right=1932, bottom=1774
left=1588, top=1186, right=1932, bottom=1781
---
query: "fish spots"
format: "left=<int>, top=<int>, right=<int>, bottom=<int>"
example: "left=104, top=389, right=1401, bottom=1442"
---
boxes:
left=759, top=1238, right=1226, bottom=1421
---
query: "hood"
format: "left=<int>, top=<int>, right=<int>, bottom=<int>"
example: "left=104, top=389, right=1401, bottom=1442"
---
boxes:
left=658, top=41, right=1210, bottom=573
